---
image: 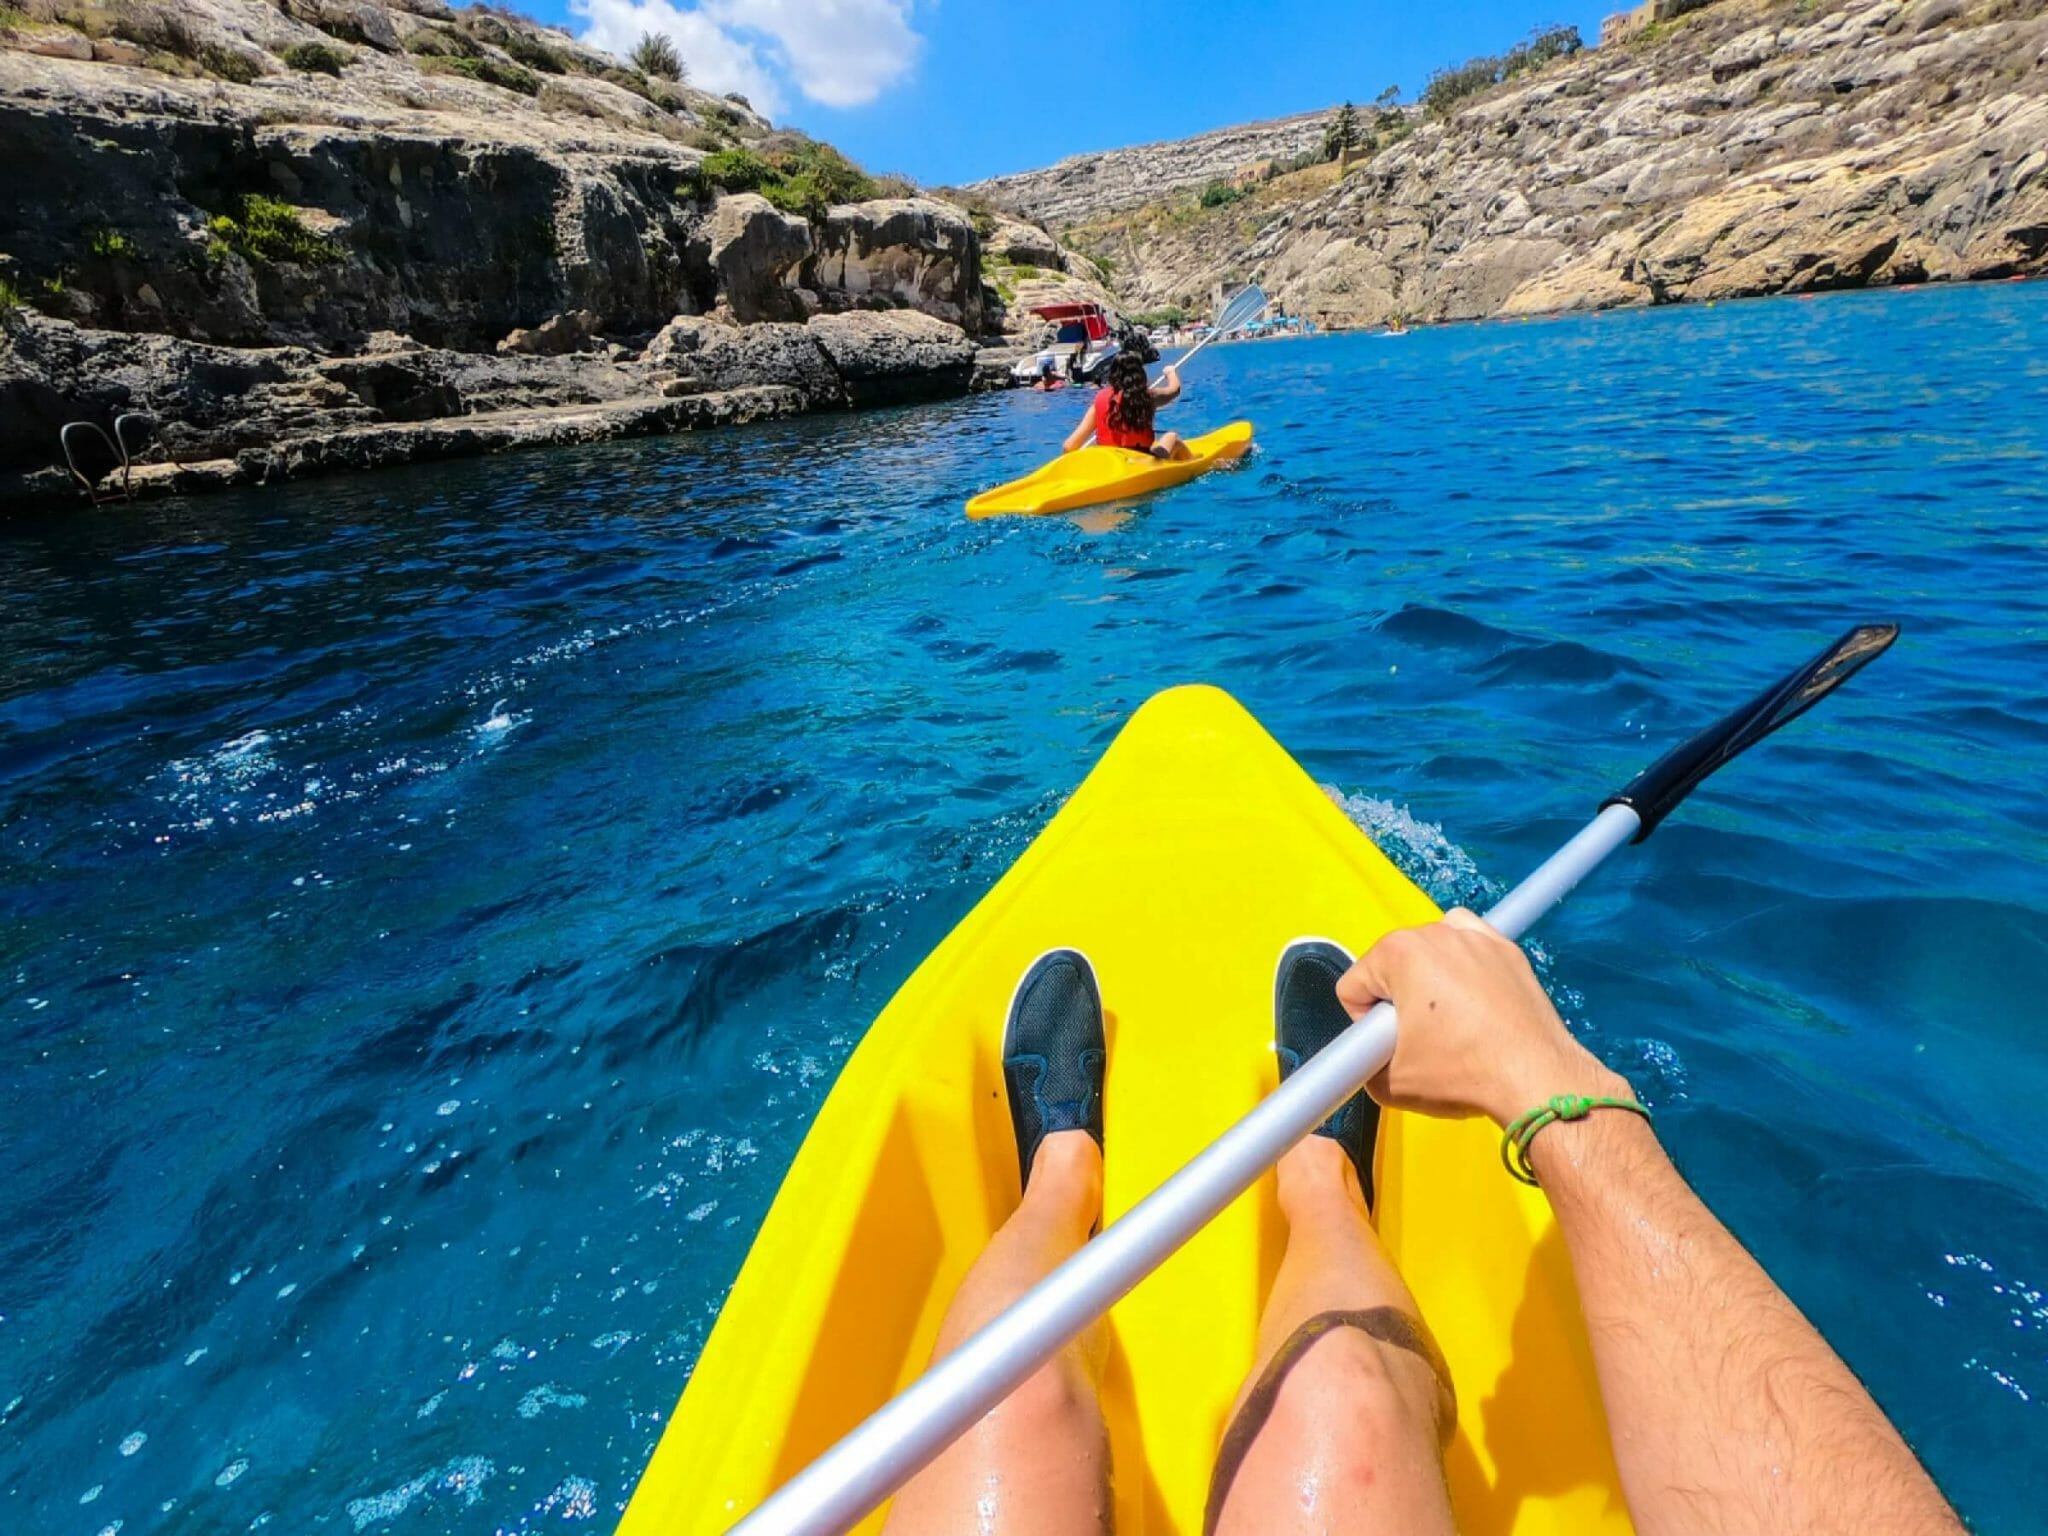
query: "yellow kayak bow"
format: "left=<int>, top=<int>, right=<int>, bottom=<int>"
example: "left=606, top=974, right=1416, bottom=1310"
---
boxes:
left=620, top=685, right=1631, bottom=1535
left=964, top=422, right=1254, bottom=518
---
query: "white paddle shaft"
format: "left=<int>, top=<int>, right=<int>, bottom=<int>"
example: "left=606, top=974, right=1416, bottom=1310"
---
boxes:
left=729, top=801, right=1644, bottom=1536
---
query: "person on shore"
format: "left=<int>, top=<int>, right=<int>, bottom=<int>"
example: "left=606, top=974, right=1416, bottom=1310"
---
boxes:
left=1062, top=351, right=1189, bottom=461
left=882, top=913, right=1966, bottom=1536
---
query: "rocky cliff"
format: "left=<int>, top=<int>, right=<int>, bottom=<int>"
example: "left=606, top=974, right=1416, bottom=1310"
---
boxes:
left=965, top=109, right=1334, bottom=230
left=0, top=0, right=1086, bottom=508
left=1044, top=0, right=2047, bottom=326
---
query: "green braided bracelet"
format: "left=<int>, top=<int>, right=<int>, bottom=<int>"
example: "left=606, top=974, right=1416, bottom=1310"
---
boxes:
left=1501, top=1093, right=1650, bottom=1185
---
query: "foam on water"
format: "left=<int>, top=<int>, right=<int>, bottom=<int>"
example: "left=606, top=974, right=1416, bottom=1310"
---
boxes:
left=345, top=1456, right=495, bottom=1531
left=1321, top=785, right=1494, bottom=909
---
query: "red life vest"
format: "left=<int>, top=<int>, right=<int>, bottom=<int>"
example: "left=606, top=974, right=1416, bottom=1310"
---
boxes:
left=1092, top=387, right=1154, bottom=450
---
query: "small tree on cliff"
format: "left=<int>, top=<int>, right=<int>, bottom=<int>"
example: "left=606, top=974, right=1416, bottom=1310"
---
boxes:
left=631, top=31, right=686, bottom=82
left=1323, top=102, right=1360, bottom=163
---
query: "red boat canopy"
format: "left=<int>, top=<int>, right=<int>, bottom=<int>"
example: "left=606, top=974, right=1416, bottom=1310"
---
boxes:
left=1030, top=302, right=1112, bottom=342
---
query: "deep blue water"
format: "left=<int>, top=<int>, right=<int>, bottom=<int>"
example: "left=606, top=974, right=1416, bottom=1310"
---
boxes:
left=3, top=282, right=2045, bottom=1533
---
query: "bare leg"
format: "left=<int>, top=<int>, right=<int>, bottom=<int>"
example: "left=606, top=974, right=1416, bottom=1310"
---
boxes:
left=883, top=1130, right=1110, bottom=1536
left=1156, top=430, right=1191, bottom=461
left=1209, top=1137, right=1456, bottom=1536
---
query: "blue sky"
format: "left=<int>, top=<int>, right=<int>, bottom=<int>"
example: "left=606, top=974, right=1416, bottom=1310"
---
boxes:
left=529, top=1, right=1616, bottom=187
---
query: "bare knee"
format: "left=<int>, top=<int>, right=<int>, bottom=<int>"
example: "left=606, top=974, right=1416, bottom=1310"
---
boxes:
left=1268, top=1329, right=1446, bottom=1455
left=1211, top=1328, right=1452, bottom=1534
left=991, top=1352, right=1100, bottom=1439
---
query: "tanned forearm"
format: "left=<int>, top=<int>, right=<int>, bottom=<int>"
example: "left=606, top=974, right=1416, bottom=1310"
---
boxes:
left=1532, top=1088, right=1964, bottom=1536
left=1345, top=913, right=1965, bottom=1534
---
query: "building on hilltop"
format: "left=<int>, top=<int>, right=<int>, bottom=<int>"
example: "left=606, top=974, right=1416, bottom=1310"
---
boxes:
left=1600, top=0, right=1717, bottom=47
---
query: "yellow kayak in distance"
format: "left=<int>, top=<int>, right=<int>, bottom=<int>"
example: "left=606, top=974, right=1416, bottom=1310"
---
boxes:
left=618, top=685, right=1632, bottom=1536
left=964, top=421, right=1255, bottom=518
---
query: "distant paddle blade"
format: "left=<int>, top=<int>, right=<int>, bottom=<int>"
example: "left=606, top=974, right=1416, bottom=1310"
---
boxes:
left=1602, top=622, right=1900, bottom=840
left=1215, top=284, right=1268, bottom=333
left=1168, top=284, right=1271, bottom=371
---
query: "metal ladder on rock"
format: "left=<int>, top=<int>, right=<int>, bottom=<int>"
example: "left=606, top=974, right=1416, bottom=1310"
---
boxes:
left=60, top=413, right=155, bottom=504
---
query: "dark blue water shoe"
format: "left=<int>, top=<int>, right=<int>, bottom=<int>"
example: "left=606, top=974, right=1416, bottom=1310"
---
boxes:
left=1274, top=938, right=1380, bottom=1207
left=1002, top=948, right=1106, bottom=1191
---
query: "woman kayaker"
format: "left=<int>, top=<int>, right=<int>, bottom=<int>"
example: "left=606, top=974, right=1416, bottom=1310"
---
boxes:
left=881, top=918, right=1967, bottom=1536
left=1063, top=351, right=1191, bottom=460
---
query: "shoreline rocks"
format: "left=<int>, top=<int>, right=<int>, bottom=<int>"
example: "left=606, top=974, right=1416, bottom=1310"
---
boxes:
left=3, top=385, right=810, bottom=509
left=0, top=306, right=982, bottom=513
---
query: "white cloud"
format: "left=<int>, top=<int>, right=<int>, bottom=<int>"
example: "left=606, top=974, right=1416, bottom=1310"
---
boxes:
left=572, top=0, right=787, bottom=115
left=570, top=0, right=923, bottom=119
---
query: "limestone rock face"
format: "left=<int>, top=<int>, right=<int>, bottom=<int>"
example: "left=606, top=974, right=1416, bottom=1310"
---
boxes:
left=967, top=109, right=1333, bottom=226
left=0, top=1, right=1009, bottom=354
left=1019, top=0, right=2048, bottom=327
left=986, top=214, right=1066, bottom=269
left=806, top=311, right=977, bottom=406
left=646, top=315, right=846, bottom=406
left=16, top=28, right=91, bottom=59
left=316, top=353, right=463, bottom=421
left=806, top=199, right=985, bottom=332
left=497, top=310, right=604, bottom=357
left=707, top=195, right=815, bottom=323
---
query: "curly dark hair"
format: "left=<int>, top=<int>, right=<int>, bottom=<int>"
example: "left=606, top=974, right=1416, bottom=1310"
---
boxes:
left=1103, top=351, right=1155, bottom=438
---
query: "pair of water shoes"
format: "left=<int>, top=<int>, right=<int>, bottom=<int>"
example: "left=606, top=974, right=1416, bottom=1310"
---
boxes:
left=1001, top=941, right=1377, bottom=1203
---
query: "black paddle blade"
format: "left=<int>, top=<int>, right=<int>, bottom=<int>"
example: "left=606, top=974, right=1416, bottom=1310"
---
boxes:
left=1602, top=622, right=1900, bottom=841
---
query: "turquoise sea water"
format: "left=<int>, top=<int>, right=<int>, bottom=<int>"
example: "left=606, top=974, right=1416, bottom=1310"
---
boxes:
left=3, top=282, right=2045, bottom=1532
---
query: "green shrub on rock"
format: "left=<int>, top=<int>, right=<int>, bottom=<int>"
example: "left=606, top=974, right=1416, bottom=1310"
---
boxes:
left=205, top=45, right=262, bottom=82
left=404, top=27, right=479, bottom=58
left=630, top=30, right=684, bottom=81
left=597, top=64, right=659, bottom=103
left=682, top=140, right=885, bottom=219
left=699, top=146, right=777, bottom=193
left=778, top=141, right=876, bottom=204
left=1422, top=24, right=1581, bottom=116
left=502, top=34, right=567, bottom=73
left=761, top=170, right=834, bottom=221
left=421, top=53, right=540, bottom=95
left=282, top=40, right=349, bottom=75
left=206, top=194, right=342, bottom=266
